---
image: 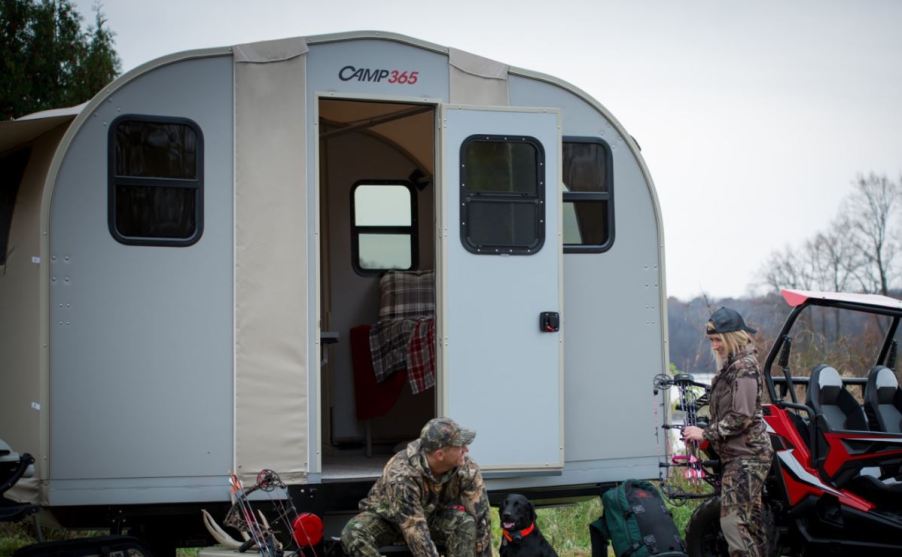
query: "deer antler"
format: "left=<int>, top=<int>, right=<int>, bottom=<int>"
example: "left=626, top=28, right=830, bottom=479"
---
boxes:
left=202, top=509, right=244, bottom=549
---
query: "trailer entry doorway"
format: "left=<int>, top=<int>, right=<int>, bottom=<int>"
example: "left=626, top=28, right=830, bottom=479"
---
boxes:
left=318, top=98, right=437, bottom=479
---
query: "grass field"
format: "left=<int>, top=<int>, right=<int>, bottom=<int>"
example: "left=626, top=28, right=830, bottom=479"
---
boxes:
left=1, top=494, right=699, bottom=557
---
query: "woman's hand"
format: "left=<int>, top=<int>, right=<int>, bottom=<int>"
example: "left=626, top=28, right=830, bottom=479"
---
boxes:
left=682, top=425, right=705, bottom=443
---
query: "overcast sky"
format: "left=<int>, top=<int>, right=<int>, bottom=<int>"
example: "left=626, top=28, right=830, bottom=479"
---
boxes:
left=73, top=0, right=902, bottom=300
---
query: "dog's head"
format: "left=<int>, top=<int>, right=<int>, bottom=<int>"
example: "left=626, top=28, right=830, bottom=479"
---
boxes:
left=499, top=493, right=536, bottom=532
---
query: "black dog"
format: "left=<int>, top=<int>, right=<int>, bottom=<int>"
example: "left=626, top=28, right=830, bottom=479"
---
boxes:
left=498, top=494, right=558, bottom=557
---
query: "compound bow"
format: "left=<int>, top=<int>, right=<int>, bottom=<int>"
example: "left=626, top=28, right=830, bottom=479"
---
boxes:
left=203, top=470, right=323, bottom=557
left=654, top=372, right=718, bottom=502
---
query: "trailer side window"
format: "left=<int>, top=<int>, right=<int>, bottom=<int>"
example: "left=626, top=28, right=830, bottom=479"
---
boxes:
left=460, top=136, right=544, bottom=255
left=351, top=181, right=417, bottom=273
left=562, top=138, right=613, bottom=253
left=1, top=148, right=31, bottom=266
left=109, top=116, right=203, bottom=246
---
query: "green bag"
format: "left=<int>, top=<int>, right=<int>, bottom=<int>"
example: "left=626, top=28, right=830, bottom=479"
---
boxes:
left=589, top=480, right=686, bottom=557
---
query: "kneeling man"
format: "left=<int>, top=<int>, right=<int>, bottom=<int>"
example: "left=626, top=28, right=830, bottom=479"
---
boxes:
left=341, top=417, right=491, bottom=557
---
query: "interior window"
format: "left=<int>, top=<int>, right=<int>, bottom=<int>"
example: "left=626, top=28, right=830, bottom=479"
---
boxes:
left=460, top=135, right=544, bottom=255
left=563, top=138, right=613, bottom=253
left=0, top=148, right=31, bottom=266
left=352, top=182, right=416, bottom=272
left=109, top=116, right=203, bottom=246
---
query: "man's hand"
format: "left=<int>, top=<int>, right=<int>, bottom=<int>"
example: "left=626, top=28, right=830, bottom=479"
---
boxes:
left=682, top=425, right=705, bottom=443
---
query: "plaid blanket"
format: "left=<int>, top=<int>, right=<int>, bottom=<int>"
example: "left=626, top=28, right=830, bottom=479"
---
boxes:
left=369, top=317, right=435, bottom=394
left=378, top=270, right=435, bottom=320
left=407, top=319, right=436, bottom=393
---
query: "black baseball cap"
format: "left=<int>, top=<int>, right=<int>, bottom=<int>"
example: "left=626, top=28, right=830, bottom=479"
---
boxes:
left=706, top=307, right=756, bottom=335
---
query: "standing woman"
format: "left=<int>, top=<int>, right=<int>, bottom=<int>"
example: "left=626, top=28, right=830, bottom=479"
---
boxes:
left=683, top=307, right=774, bottom=557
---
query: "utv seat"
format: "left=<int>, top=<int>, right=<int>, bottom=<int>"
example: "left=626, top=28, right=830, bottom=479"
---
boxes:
left=864, top=366, right=902, bottom=433
left=806, top=364, right=869, bottom=432
left=806, top=365, right=902, bottom=507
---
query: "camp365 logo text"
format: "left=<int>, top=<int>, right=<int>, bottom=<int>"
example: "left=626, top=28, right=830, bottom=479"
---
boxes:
left=338, top=66, right=420, bottom=84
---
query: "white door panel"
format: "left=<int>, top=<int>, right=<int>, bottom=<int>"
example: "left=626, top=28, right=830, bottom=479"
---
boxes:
left=440, top=106, right=563, bottom=472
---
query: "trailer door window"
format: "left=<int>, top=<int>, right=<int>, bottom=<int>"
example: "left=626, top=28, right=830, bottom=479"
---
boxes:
left=352, top=182, right=417, bottom=273
left=460, top=135, right=544, bottom=254
left=109, top=116, right=203, bottom=246
left=562, top=138, right=613, bottom=253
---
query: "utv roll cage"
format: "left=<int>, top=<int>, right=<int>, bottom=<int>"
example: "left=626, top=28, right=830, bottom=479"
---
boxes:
left=762, top=289, right=902, bottom=462
left=764, top=289, right=902, bottom=403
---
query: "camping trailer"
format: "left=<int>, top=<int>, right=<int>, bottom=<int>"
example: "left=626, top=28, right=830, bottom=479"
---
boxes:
left=0, top=31, right=668, bottom=550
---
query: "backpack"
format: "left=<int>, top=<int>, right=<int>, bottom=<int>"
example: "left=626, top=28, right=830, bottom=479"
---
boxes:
left=589, top=480, right=687, bottom=557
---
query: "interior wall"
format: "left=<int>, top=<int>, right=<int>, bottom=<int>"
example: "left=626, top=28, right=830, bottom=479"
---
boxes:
left=321, top=113, right=435, bottom=446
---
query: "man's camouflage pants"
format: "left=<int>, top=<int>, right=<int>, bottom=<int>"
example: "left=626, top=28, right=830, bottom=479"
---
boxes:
left=341, top=509, right=476, bottom=557
left=720, top=458, right=770, bottom=557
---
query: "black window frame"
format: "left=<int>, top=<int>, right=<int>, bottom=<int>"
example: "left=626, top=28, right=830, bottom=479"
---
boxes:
left=108, top=114, right=204, bottom=247
left=350, top=179, right=418, bottom=275
left=0, top=147, right=31, bottom=266
left=459, top=134, right=545, bottom=255
left=562, top=136, right=615, bottom=254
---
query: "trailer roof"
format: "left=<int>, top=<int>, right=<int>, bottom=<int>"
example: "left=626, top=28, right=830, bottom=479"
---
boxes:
left=0, top=103, right=83, bottom=154
left=782, top=288, right=902, bottom=312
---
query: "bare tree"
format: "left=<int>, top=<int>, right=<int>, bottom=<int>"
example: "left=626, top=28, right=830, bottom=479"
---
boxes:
left=759, top=245, right=814, bottom=293
left=759, top=173, right=900, bottom=297
left=808, top=226, right=861, bottom=292
left=843, top=173, right=900, bottom=295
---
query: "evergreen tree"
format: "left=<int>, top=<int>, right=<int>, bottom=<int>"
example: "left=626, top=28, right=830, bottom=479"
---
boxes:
left=0, top=0, right=121, bottom=120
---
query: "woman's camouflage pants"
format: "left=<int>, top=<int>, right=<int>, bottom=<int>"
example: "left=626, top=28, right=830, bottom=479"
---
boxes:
left=720, top=458, right=770, bottom=557
left=341, top=509, right=476, bottom=557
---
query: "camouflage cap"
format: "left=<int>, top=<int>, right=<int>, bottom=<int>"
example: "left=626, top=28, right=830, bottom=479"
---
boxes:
left=419, top=417, right=476, bottom=452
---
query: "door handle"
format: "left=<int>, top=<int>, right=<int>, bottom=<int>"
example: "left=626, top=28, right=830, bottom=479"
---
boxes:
left=540, top=312, right=560, bottom=332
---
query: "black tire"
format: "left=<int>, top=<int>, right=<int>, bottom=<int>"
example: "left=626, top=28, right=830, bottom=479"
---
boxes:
left=685, top=497, right=729, bottom=557
left=685, top=497, right=778, bottom=557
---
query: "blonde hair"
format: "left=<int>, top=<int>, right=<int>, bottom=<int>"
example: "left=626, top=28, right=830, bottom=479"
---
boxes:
left=709, top=330, right=753, bottom=369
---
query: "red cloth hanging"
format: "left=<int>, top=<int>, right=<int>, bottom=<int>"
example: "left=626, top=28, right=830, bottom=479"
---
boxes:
left=350, top=324, right=405, bottom=420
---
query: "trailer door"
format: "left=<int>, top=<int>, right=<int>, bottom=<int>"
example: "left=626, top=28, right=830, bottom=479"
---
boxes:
left=439, top=106, right=563, bottom=472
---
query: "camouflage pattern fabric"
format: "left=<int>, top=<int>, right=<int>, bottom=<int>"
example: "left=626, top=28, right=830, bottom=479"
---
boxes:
left=702, top=344, right=773, bottom=557
left=419, top=417, right=475, bottom=452
left=703, top=344, right=774, bottom=462
left=340, top=438, right=490, bottom=557
left=720, top=459, right=770, bottom=557
left=341, top=508, right=477, bottom=557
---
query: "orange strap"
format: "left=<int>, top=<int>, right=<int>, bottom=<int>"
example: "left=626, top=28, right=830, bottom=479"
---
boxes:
left=502, top=522, right=536, bottom=542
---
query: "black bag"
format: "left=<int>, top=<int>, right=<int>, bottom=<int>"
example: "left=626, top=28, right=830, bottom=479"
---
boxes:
left=589, top=480, right=686, bottom=557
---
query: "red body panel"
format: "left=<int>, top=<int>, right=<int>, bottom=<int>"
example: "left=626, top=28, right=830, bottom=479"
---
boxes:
left=763, top=405, right=875, bottom=512
left=821, top=431, right=902, bottom=477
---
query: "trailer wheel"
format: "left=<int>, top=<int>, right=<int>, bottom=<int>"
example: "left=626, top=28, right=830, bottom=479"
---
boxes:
left=685, top=497, right=777, bottom=557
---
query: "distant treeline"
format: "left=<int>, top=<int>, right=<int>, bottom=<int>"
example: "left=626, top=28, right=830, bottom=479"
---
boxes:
left=669, top=292, right=900, bottom=379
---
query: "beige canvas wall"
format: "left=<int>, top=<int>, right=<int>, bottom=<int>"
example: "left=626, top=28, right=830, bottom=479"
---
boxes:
left=234, top=38, right=310, bottom=483
left=449, top=48, right=509, bottom=105
left=1, top=124, right=67, bottom=503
